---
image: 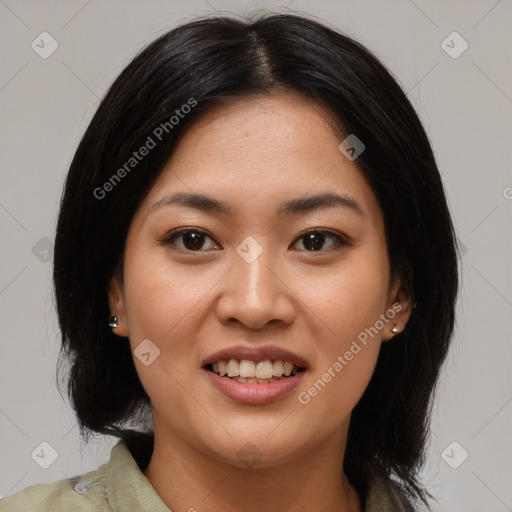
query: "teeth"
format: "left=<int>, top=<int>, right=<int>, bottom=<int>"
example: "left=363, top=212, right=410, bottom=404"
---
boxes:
left=218, top=360, right=227, bottom=376
left=231, top=376, right=281, bottom=384
left=273, top=360, right=284, bottom=377
left=210, top=359, right=303, bottom=381
left=226, top=359, right=239, bottom=377
left=237, top=359, right=282, bottom=379
left=239, top=360, right=256, bottom=378
left=255, top=360, right=274, bottom=379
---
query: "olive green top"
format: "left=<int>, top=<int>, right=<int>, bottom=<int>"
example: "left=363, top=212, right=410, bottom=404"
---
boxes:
left=0, top=441, right=411, bottom=511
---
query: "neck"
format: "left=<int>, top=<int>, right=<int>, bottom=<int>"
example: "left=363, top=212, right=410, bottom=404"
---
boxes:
left=142, top=421, right=361, bottom=512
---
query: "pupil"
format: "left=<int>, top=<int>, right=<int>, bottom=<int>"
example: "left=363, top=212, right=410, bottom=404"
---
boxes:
left=183, top=232, right=204, bottom=250
left=304, top=232, right=324, bottom=251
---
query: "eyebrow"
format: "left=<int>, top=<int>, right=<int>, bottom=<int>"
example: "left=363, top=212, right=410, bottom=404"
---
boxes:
left=146, top=191, right=365, bottom=217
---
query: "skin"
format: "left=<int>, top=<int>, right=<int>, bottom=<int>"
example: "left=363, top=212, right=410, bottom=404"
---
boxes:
left=109, top=92, right=412, bottom=512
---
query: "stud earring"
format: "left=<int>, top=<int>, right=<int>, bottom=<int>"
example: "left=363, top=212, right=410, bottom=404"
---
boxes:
left=391, top=323, right=399, bottom=334
left=108, top=315, right=119, bottom=328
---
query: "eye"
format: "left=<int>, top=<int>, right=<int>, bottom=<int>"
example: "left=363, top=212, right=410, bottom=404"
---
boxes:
left=159, top=227, right=221, bottom=252
left=291, top=229, right=349, bottom=252
left=160, top=227, right=348, bottom=253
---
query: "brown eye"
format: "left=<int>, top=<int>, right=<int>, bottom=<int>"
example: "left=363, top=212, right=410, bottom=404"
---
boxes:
left=161, top=228, right=221, bottom=252
left=292, top=229, right=348, bottom=252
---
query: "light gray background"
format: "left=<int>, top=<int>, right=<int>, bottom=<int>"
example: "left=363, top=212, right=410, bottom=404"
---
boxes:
left=1, top=1, right=511, bottom=510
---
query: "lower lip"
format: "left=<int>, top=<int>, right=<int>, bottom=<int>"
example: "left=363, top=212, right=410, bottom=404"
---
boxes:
left=202, top=368, right=306, bottom=404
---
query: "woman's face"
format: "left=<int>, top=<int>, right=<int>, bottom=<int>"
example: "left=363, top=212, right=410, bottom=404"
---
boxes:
left=110, top=92, right=411, bottom=467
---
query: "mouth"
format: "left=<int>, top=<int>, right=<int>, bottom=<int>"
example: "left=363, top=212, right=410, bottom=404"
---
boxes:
left=204, top=359, right=306, bottom=384
left=201, top=346, right=308, bottom=404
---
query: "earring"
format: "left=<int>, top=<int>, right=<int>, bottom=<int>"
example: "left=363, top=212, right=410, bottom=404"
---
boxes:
left=391, top=323, right=399, bottom=334
left=108, top=315, right=119, bottom=328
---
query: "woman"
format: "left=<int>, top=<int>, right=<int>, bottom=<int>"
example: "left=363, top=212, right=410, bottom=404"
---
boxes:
left=0, top=12, right=459, bottom=512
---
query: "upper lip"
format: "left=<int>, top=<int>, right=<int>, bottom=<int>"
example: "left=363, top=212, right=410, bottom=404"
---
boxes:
left=202, top=345, right=309, bottom=369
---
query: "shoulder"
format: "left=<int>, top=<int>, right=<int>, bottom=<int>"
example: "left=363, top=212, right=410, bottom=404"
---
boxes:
left=0, top=446, right=114, bottom=512
left=0, top=476, right=106, bottom=512
left=365, top=476, right=416, bottom=512
left=0, top=439, right=170, bottom=512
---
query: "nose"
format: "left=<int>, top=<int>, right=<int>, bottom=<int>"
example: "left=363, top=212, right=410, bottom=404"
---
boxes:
left=215, top=245, right=296, bottom=330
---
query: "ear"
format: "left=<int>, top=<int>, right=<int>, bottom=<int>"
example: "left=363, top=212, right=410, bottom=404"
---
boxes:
left=108, top=274, right=129, bottom=338
left=381, top=273, right=413, bottom=342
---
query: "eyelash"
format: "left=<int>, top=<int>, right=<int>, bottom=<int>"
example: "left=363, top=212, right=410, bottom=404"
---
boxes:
left=159, top=227, right=349, bottom=254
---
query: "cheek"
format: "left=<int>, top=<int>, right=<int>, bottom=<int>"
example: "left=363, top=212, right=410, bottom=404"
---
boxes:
left=121, top=249, right=211, bottom=410
left=122, top=247, right=213, bottom=342
left=294, top=248, right=388, bottom=416
left=303, top=251, right=389, bottom=348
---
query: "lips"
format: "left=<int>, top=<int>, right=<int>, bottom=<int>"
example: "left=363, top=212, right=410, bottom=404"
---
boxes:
left=203, top=369, right=306, bottom=404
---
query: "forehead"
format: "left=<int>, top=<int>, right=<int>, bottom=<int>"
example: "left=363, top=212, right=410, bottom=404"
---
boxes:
left=166, top=92, right=344, bottom=176
left=140, top=92, right=382, bottom=227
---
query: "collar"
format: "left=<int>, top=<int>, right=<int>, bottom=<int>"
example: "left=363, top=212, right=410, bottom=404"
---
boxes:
left=101, top=440, right=410, bottom=511
left=104, top=441, right=171, bottom=511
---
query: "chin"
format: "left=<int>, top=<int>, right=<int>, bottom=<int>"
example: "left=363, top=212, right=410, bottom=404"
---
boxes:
left=196, top=425, right=313, bottom=470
